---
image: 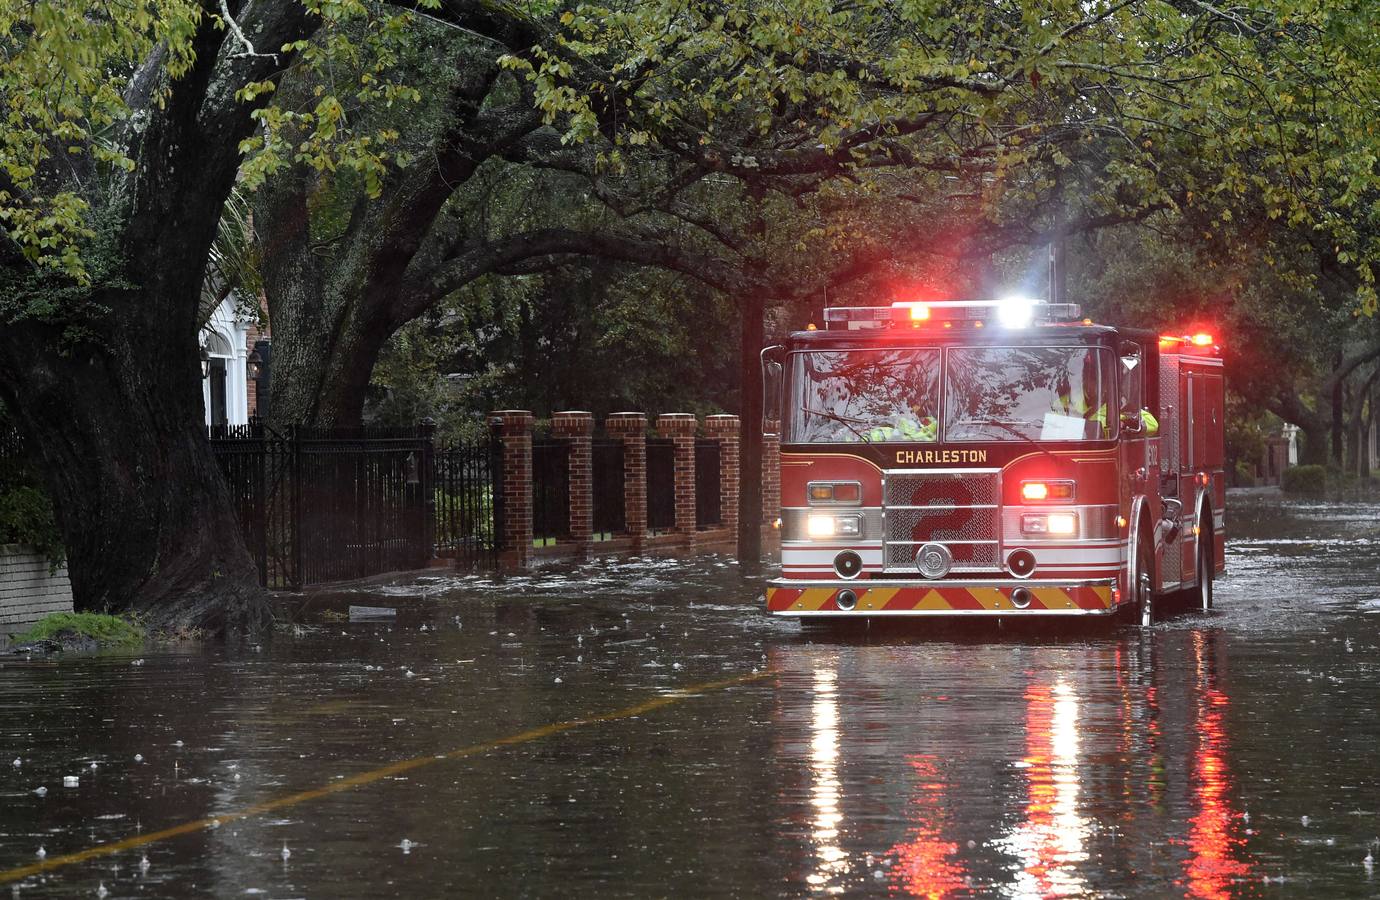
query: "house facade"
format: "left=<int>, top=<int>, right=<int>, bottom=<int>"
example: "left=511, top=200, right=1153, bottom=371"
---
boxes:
left=200, top=294, right=269, bottom=427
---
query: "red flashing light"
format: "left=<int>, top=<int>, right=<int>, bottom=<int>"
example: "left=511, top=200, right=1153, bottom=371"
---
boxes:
left=909, top=305, right=931, bottom=321
left=1191, top=332, right=1214, bottom=347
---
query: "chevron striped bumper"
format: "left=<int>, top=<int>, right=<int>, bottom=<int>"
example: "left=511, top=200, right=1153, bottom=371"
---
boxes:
left=766, top=578, right=1118, bottom=616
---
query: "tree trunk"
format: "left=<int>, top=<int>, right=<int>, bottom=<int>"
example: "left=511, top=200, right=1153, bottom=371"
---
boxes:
left=1298, top=421, right=1330, bottom=466
left=1330, top=352, right=1345, bottom=467
left=737, top=289, right=766, bottom=573
left=0, top=294, right=267, bottom=634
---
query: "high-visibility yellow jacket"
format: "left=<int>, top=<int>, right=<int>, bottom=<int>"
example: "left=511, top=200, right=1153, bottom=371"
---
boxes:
left=870, top=416, right=937, bottom=442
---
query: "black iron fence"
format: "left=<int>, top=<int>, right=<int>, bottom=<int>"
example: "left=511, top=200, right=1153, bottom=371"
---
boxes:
left=695, top=438, right=721, bottom=528
left=646, top=437, right=676, bottom=532
left=209, top=422, right=503, bottom=589
left=532, top=437, right=570, bottom=545
left=592, top=438, right=625, bottom=538
left=434, top=437, right=503, bottom=570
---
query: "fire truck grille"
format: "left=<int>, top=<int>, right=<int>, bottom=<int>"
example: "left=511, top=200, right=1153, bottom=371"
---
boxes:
left=883, top=471, right=1001, bottom=573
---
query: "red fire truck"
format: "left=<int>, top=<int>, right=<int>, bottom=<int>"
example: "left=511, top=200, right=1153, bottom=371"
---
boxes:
left=763, top=298, right=1226, bottom=625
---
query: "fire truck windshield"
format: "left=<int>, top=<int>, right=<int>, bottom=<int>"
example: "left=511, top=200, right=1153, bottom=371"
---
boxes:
left=788, top=348, right=941, bottom=444
left=944, top=347, right=1115, bottom=442
left=785, top=346, right=1116, bottom=443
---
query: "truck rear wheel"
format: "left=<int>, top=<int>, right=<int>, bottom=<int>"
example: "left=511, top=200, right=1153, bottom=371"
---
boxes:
left=1196, top=516, right=1214, bottom=612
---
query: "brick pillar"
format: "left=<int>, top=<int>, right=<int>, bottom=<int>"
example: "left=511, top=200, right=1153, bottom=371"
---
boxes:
left=605, top=412, right=647, bottom=552
left=704, top=415, right=740, bottom=543
left=658, top=413, right=698, bottom=536
left=762, top=419, right=781, bottom=525
left=552, top=411, right=594, bottom=556
left=490, top=410, right=534, bottom=571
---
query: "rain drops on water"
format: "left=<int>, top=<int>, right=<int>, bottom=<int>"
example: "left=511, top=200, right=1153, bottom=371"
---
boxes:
left=10, top=758, right=18, bottom=768
left=134, top=754, right=143, bottom=763
left=280, top=843, right=291, bottom=861
left=33, top=786, right=47, bottom=797
left=139, top=854, right=150, bottom=872
left=63, top=776, right=79, bottom=788
left=96, top=882, right=108, bottom=899
left=1301, top=815, right=1310, bottom=827
left=173, top=740, right=184, bottom=748
left=35, top=847, right=45, bottom=860
left=399, top=838, right=416, bottom=854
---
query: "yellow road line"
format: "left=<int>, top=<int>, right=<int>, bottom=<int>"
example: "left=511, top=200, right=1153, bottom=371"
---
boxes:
left=0, top=670, right=771, bottom=885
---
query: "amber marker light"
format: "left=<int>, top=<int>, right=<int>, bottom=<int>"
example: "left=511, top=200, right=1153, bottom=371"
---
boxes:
left=1021, top=480, right=1075, bottom=502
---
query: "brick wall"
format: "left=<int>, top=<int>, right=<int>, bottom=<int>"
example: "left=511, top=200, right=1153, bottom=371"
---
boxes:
left=552, top=411, right=594, bottom=556
left=606, top=413, right=647, bottom=553
left=491, top=410, right=535, bottom=571
left=0, top=545, right=73, bottom=630
left=488, top=410, right=749, bottom=569
left=705, top=415, right=740, bottom=537
left=657, top=413, right=698, bottom=536
left=762, top=420, right=782, bottom=523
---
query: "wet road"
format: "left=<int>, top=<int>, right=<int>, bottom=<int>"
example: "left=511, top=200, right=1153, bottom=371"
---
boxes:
left=3, top=489, right=1380, bottom=897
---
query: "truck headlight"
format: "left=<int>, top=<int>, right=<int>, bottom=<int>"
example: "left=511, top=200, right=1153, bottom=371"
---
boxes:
left=1022, top=513, right=1078, bottom=535
left=807, top=514, right=861, bottom=538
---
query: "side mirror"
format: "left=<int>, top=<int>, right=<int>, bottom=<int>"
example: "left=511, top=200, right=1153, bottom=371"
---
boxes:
left=760, top=346, right=784, bottom=437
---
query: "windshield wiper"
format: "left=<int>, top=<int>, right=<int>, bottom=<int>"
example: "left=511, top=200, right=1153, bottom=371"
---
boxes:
left=802, top=406, right=889, bottom=466
left=982, top=419, right=1061, bottom=463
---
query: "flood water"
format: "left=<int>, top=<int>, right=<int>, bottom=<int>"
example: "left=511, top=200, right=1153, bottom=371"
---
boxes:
left=3, top=489, right=1380, bottom=897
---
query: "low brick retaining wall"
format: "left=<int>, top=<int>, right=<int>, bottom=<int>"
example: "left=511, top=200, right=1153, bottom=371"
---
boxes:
left=491, top=410, right=780, bottom=571
left=0, top=544, right=73, bottom=631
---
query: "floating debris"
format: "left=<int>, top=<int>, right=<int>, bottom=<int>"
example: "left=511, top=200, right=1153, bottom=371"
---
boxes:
left=349, top=606, right=397, bottom=621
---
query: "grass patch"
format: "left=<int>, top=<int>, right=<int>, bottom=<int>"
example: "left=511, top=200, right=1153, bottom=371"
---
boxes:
left=16, top=612, right=144, bottom=647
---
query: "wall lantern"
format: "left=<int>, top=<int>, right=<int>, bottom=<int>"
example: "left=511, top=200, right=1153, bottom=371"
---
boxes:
left=246, top=350, right=263, bottom=380
left=200, top=345, right=211, bottom=379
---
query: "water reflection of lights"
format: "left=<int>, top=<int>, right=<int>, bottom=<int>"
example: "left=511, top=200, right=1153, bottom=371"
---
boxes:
left=886, top=756, right=967, bottom=898
left=998, top=679, right=1091, bottom=898
left=1183, top=632, right=1252, bottom=898
left=806, top=665, right=849, bottom=893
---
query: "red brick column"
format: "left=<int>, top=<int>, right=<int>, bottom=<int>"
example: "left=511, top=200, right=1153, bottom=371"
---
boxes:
left=490, top=410, right=534, bottom=571
left=658, top=413, right=698, bottom=535
left=552, top=411, right=593, bottom=557
left=762, top=419, right=781, bottom=525
left=704, top=415, right=740, bottom=543
left=605, top=413, right=647, bottom=552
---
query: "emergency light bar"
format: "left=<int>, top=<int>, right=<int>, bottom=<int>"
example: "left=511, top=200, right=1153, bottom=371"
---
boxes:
left=822, top=298, right=1082, bottom=330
